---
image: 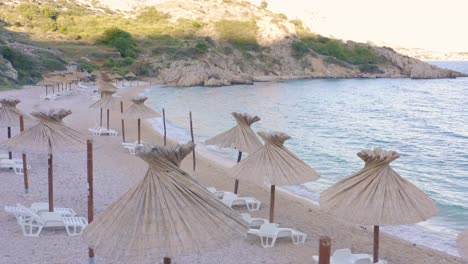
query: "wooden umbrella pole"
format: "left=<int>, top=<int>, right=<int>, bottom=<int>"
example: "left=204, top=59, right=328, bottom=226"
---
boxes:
left=7, top=127, right=12, bottom=159
left=318, top=236, right=331, bottom=264
left=87, top=140, right=95, bottom=264
left=189, top=111, right=196, bottom=171
left=120, top=101, right=125, bottom=142
left=163, top=108, right=167, bottom=146
left=233, top=151, right=242, bottom=194
left=20, top=115, right=29, bottom=193
left=373, top=225, right=379, bottom=263
left=163, top=257, right=171, bottom=264
left=52, top=85, right=55, bottom=94
left=269, top=185, right=276, bottom=223
left=48, top=154, right=54, bottom=212
left=137, top=118, right=141, bottom=144
left=100, top=108, right=103, bottom=127
left=107, top=109, right=110, bottom=131
left=46, top=85, right=48, bottom=96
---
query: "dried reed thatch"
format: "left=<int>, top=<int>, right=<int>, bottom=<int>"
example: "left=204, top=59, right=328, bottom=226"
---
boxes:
left=96, top=79, right=118, bottom=93
left=230, top=131, right=320, bottom=186
left=125, top=72, right=136, bottom=78
left=36, top=78, right=55, bottom=86
left=320, top=148, right=438, bottom=225
left=206, top=112, right=262, bottom=154
left=89, top=91, right=121, bottom=111
left=0, top=99, right=29, bottom=127
left=458, top=229, right=468, bottom=260
left=83, top=142, right=248, bottom=260
left=0, top=109, right=86, bottom=154
left=123, top=96, right=161, bottom=119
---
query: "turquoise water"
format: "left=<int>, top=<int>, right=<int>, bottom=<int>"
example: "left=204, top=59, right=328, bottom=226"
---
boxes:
left=144, top=62, right=467, bottom=255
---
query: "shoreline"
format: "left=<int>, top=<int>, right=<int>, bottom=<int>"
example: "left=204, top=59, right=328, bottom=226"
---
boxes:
left=0, top=82, right=464, bottom=263
left=137, top=83, right=462, bottom=257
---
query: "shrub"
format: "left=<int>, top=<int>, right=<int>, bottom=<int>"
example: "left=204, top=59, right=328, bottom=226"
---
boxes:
left=260, top=1, right=268, bottom=9
left=100, top=27, right=137, bottom=58
left=359, top=64, right=383, bottom=74
left=195, top=41, right=208, bottom=54
left=136, top=7, right=170, bottom=23
left=291, top=41, right=309, bottom=58
left=215, top=19, right=259, bottom=50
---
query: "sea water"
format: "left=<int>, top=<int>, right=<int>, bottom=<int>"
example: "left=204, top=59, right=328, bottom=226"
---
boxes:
left=144, top=61, right=468, bottom=256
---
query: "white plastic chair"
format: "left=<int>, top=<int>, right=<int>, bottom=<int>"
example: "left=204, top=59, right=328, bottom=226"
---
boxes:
left=207, top=187, right=230, bottom=199
left=332, top=248, right=352, bottom=263
left=247, top=223, right=306, bottom=248
left=30, top=202, right=77, bottom=217
left=0, top=158, right=31, bottom=175
left=222, top=192, right=261, bottom=211
left=17, top=209, right=87, bottom=237
left=355, top=258, right=372, bottom=264
left=241, top=213, right=269, bottom=228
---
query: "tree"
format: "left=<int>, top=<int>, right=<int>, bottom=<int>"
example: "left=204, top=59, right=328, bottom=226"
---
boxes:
left=260, top=1, right=268, bottom=9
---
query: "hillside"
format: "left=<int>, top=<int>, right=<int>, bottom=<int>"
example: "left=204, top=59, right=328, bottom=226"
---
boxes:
left=0, top=0, right=464, bottom=87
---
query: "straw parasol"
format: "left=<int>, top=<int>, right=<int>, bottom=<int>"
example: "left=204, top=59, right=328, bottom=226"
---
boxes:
left=125, top=72, right=137, bottom=87
left=37, top=78, right=55, bottom=95
left=320, top=148, right=438, bottom=263
left=0, top=109, right=87, bottom=210
left=123, top=96, right=161, bottom=144
left=83, top=142, right=248, bottom=263
left=458, top=229, right=468, bottom=260
left=230, top=131, right=320, bottom=222
left=89, top=91, right=121, bottom=130
left=206, top=112, right=262, bottom=194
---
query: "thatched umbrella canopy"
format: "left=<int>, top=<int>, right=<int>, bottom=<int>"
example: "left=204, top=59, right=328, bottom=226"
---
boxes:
left=230, top=131, right=320, bottom=222
left=0, top=99, right=29, bottom=128
left=89, top=91, right=121, bottom=130
left=83, top=142, right=247, bottom=262
left=96, top=79, right=118, bottom=93
left=458, top=229, right=468, bottom=260
left=125, top=72, right=136, bottom=79
left=206, top=112, right=262, bottom=194
left=37, top=78, right=55, bottom=95
left=0, top=109, right=87, bottom=210
left=320, top=148, right=438, bottom=263
left=123, top=96, right=160, bottom=144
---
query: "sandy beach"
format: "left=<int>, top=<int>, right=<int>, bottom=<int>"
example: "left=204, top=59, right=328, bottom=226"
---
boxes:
left=0, top=83, right=465, bottom=264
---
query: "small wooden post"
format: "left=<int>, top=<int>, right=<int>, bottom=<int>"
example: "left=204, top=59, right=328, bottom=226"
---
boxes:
left=318, top=236, right=331, bottom=264
left=162, top=108, right=167, bottom=146
left=137, top=118, right=141, bottom=144
left=106, top=109, right=110, bottom=130
left=121, top=101, right=126, bottom=142
left=233, top=151, right=242, bottom=194
left=189, top=111, right=196, bottom=171
left=373, top=225, right=379, bottom=263
left=99, top=109, right=103, bottom=127
left=87, top=140, right=94, bottom=264
left=269, top=185, right=275, bottom=223
left=46, top=85, right=48, bottom=96
left=20, top=115, right=29, bottom=193
left=52, top=85, right=55, bottom=94
left=48, top=154, right=54, bottom=212
left=7, top=127, right=12, bottom=159
left=163, top=257, right=171, bottom=264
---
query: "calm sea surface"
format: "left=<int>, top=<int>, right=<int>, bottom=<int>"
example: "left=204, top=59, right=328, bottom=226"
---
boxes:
left=144, top=61, right=467, bottom=255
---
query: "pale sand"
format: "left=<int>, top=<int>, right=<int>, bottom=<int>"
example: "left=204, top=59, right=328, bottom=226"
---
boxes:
left=0, top=83, right=465, bottom=264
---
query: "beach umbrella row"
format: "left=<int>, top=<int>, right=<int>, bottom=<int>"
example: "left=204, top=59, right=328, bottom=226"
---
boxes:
left=83, top=142, right=248, bottom=263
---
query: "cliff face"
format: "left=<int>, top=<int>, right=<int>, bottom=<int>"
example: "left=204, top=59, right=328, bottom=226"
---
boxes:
left=0, top=0, right=465, bottom=88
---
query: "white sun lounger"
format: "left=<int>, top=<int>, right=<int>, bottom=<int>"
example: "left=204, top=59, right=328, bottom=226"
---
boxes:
left=89, top=127, right=118, bottom=136
left=207, top=187, right=230, bottom=199
left=4, top=203, right=77, bottom=222
left=121, top=141, right=144, bottom=155
left=18, top=211, right=88, bottom=237
left=222, top=192, right=261, bottom=211
left=247, top=223, right=306, bottom=248
left=40, top=94, right=58, bottom=101
left=241, top=213, right=269, bottom=228
left=312, top=248, right=386, bottom=264
left=30, top=202, right=77, bottom=217
left=0, top=158, right=31, bottom=175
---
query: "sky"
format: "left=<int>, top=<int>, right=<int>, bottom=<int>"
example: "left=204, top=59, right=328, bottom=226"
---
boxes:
left=250, top=0, right=468, bottom=52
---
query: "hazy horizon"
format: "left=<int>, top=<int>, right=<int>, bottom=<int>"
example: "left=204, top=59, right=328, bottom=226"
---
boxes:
left=251, top=0, right=468, bottom=52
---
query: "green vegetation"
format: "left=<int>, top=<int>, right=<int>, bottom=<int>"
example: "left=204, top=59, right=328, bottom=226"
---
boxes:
left=100, top=28, right=137, bottom=58
left=0, top=45, right=66, bottom=84
left=260, top=1, right=268, bottom=9
left=215, top=19, right=259, bottom=50
left=291, top=40, right=309, bottom=58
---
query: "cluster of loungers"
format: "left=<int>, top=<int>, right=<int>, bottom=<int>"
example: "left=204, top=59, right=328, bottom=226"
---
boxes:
left=40, top=90, right=73, bottom=101
left=88, top=127, right=119, bottom=136
left=207, top=187, right=306, bottom=248
left=4, top=203, right=88, bottom=237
